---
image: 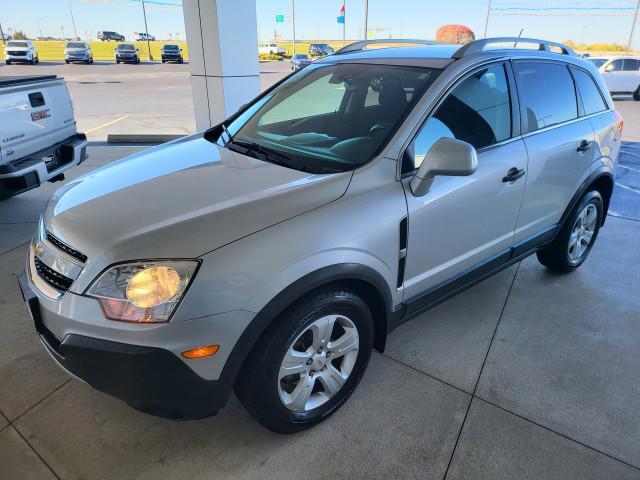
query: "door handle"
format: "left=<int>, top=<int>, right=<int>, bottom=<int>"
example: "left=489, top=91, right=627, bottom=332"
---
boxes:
left=503, top=167, right=525, bottom=183
left=577, top=140, right=593, bottom=152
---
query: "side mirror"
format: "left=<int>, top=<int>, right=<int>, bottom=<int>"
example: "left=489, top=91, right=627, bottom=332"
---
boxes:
left=410, top=137, right=478, bottom=197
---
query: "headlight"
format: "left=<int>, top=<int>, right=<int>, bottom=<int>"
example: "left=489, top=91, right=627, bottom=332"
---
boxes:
left=86, top=260, right=199, bottom=323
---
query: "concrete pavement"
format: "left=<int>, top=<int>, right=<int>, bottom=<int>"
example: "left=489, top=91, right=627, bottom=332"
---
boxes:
left=0, top=144, right=639, bottom=479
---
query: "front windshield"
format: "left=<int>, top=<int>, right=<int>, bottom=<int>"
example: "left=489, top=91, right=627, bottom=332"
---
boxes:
left=223, top=63, right=440, bottom=173
left=67, top=42, right=85, bottom=49
left=588, top=58, right=607, bottom=69
left=7, top=41, right=28, bottom=48
left=118, top=44, right=135, bottom=51
left=163, top=45, right=179, bottom=50
left=293, top=54, right=308, bottom=59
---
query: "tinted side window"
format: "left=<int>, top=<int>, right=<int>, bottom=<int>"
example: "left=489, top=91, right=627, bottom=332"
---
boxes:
left=623, top=58, right=640, bottom=71
left=572, top=68, right=607, bottom=116
left=515, top=62, right=578, bottom=134
left=411, top=64, right=511, bottom=169
left=607, top=59, right=623, bottom=72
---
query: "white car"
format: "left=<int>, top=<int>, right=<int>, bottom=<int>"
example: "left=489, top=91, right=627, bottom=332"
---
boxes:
left=258, top=42, right=285, bottom=56
left=588, top=56, right=640, bottom=99
left=135, top=32, right=155, bottom=41
left=4, top=40, right=39, bottom=65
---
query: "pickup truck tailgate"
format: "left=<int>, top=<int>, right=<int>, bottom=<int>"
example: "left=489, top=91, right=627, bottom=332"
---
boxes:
left=0, top=76, right=77, bottom=166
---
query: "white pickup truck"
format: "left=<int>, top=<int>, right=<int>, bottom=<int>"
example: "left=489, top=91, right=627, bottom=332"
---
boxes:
left=0, top=75, right=87, bottom=200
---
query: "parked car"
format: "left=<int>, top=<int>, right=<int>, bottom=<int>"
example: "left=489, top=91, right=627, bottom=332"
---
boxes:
left=64, top=41, right=93, bottom=64
left=308, top=43, right=334, bottom=57
left=588, top=56, right=640, bottom=99
left=4, top=40, right=39, bottom=65
left=19, top=38, right=621, bottom=433
left=135, top=32, right=155, bottom=42
left=98, top=31, right=125, bottom=42
left=161, top=44, right=183, bottom=63
left=290, top=53, right=312, bottom=70
left=114, top=43, right=140, bottom=64
left=0, top=75, right=87, bottom=199
left=259, top=42, right=285, bottom=56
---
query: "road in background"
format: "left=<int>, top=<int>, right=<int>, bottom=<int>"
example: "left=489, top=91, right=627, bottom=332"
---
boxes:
left=0, top=60, right=292, bottom=141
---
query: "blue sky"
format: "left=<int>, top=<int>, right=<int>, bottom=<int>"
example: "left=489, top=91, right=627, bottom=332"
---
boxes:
left=1, top=0, right=639, bottom=48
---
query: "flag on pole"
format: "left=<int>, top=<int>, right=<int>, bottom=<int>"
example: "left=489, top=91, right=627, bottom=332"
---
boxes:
left=337, top=3, right=345, bottom=24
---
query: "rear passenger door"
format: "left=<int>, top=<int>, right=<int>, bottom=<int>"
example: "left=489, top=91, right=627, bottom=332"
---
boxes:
left=512, top=61, right=594, bottom=244
left=620, top=58, right=640, bottom=93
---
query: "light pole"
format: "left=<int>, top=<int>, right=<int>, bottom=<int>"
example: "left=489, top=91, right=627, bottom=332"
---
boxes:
left=141, top=0, right=153, bottom=61
left=483, top=0, right=492, bottom=38
left=69, top=1, right=78, bottom=39
left=0, top=22, right=5, bottom=46
left=37, top=17, right=47, bottom=39
left=291, top=0, right=296, bottom=56
left=363, top=0, right=368, bottom=40
left=627, top=0, right=640, bottom=53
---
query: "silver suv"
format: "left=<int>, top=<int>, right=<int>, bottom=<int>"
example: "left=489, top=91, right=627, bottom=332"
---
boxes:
left=19, top=38, right=621, bottom=433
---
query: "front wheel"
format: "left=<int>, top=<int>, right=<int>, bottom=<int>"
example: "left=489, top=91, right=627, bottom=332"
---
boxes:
left=235, top=287, right=374, bottom=433
left=633, top=86, right=640, bottom=101
left=5, top=60, right=11, bottom=65
left=537, top=190, right=603, bottom=273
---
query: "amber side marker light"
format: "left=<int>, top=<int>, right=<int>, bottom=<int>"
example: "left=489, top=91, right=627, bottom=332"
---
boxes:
left=181, top=345, right=220, bottom=359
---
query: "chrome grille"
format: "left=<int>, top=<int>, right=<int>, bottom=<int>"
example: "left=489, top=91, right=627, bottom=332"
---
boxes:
left=46, top=232, right=87, bottom=262
left=34, top=256, right=73, bottom=291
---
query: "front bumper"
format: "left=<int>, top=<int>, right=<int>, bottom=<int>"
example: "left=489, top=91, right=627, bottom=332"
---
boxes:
left=0, top=133, right=88, bottom=199
left=5, top=53, right=33, bottom=61
left=18, top=271, right=236, bottom=419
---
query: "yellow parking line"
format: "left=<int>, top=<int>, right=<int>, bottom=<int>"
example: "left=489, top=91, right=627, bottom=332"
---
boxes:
left=84, top=115, right=129, bottom=134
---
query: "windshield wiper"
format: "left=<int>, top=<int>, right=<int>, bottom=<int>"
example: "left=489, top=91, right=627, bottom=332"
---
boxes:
left=227, top=139, right=312, bottom=172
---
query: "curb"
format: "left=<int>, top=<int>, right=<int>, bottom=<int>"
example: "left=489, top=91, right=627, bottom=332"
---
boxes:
left=107, top=133, right=185, bottom=144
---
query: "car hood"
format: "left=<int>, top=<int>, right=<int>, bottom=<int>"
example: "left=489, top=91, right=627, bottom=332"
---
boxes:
left=44, top=134, right=352, bottom=268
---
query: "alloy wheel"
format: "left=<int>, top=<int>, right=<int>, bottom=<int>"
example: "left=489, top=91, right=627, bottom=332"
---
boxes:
left=278, top=314, right=359, bottom=412
left=568, top=203, right=597, bottom=262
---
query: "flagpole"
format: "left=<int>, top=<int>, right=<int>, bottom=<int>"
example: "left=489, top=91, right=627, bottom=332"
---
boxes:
left=343, top=1, right=346, bottom=45
left=363, top=0, right=368, bottom=40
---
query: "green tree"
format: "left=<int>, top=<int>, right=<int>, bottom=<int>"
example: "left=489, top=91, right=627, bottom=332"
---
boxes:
left=12, top=31, right=28, bottom=40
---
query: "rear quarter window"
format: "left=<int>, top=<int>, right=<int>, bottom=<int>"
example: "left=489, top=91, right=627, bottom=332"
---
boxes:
left=571, top=68, right=608, bottom=116
left=514, top=62, right=578, bottom=134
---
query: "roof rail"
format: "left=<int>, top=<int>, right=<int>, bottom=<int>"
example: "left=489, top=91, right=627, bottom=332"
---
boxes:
left=334, top=39, right=438, bottom=55
left=452, top=37, right=576, bottom=59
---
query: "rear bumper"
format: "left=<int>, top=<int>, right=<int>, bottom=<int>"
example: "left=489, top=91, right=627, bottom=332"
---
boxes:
left=0, top=133, right=88, bottom=199
left=17, top=271, right=230, bottom=419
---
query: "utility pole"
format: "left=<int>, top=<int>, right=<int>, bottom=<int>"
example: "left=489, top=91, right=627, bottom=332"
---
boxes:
left=69, top=1, right=78, bottom=39
left=483, top=0, right=492, bottom=38
left=363, top=0, right=368, bottom=40
left=0, top=22, right=5, bottom=46
left=627, top=0, right=640, bottom=53
left=37, top=17, right=47, bottom=39
left=291, top=0, right=296, bottom=56
left=141, top=0, right=153, bottom=61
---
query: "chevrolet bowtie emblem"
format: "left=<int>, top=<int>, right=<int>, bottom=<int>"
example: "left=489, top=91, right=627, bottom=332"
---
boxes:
left=33, top=243, right=44, bottom=257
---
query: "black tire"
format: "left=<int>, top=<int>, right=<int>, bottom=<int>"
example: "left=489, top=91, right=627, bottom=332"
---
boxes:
left=65, top=60, right=70, bottom=64
left=235, top=287, right=374, bottom=433
left=178, top=58, right=183, bottom=64
left=116, top=59, right=120, bottom=64
left=5, top=60, right=10, bottom=65
left=537, top=190, right=603, bottom=273
left=30, top=58, right=36, bottom=65
left=634, top=87, right=640, bottom=101
left=35, top=56, right=39, bottom=64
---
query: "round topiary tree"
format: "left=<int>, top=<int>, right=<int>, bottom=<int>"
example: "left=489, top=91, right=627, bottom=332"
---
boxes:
left=435, top=25, right=475, bottom=45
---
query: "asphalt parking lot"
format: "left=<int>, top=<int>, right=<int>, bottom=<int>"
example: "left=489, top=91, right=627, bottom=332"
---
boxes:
left=1, top=65, right=640, bottom=479
left=0, top=60, right=293, bottom=141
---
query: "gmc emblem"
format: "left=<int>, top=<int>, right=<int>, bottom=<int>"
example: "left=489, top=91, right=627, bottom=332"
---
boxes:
left=31, top=109, right=51, bottom=121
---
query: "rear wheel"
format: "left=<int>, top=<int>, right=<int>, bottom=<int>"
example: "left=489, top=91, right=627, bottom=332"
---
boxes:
left=235, top=287, right=374, bottom=433
left=633, top=86, right=640, bottom=101
left=537, top=190, right=603, bottom=273
left=5, top=60, right=11, bottom=65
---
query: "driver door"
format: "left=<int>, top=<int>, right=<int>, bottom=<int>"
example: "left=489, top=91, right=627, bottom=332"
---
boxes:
left=401, top=62, right=527, bottom=302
